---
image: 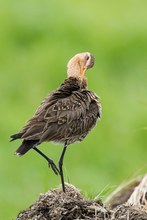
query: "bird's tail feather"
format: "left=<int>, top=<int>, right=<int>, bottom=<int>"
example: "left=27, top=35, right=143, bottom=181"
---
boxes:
left=16, top=140, right=38, bottom=156
left=10, top=133, right=23, bottom=142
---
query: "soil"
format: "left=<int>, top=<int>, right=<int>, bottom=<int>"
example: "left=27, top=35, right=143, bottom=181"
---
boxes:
left=17, top=183, right=147, bottom=220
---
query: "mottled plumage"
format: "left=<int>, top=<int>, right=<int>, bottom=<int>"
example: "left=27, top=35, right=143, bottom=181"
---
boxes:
left=10, top=52, right=102, bottom=192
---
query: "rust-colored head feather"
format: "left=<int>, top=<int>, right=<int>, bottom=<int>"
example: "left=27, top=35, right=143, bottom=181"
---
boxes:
left=67, top=52, right=94, bottom=79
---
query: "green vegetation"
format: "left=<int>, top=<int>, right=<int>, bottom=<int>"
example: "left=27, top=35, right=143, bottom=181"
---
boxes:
left=0, top=0, right=147, bottom=219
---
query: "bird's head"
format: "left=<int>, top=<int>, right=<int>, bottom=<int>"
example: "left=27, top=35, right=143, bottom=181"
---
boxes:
left=67, top=52, right=94, bottom=80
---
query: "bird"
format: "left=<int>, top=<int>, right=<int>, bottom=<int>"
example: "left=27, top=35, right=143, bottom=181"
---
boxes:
left=10, top=52, right=102, bottom=192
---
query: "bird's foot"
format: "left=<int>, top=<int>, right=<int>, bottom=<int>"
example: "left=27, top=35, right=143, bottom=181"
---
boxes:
left=48, top=159, right=60, bottom=175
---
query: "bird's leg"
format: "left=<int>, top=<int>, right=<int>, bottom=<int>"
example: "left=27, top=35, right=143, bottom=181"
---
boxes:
left=58, top=143, right=67, bottom=193
left=33, top=146, right=60, bottom=175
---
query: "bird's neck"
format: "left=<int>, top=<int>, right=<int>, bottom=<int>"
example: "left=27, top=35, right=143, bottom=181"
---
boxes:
left=68, top=76, right=87, bottom=89
left=67, top=60, right=87, bottom=80
left=80, top=76, right=87, bottom=88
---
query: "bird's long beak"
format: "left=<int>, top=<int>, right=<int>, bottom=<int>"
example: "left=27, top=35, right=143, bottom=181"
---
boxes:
left=80, top=65, right=87, bottom=76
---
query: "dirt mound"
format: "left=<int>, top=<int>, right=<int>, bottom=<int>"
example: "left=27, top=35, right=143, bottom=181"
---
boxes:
left=17, top=184, right=110, bottom=220
left=17, top=183, right=147, bottom=220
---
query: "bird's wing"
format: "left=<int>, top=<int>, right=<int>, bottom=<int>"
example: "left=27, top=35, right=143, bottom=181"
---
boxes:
left=20, top=89, right=100, bottom=142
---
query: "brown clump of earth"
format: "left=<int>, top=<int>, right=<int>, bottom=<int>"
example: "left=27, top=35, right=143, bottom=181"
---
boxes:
left=17, top=183, right=147, bottom=220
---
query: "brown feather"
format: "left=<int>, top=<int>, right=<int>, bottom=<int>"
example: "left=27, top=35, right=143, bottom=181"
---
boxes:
left=16, top=140, right=39, bottom=155
left=15, top=77, right=101, bottom=145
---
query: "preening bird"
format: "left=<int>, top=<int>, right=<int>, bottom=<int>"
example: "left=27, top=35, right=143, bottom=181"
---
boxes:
left=10, top=52, right=102, bottom=192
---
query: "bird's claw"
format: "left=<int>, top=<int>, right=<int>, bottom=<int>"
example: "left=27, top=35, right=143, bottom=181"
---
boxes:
left=48, top=160, right=60, bottom=175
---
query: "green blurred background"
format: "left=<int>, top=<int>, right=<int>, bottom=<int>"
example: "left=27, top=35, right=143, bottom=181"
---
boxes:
left=0, top=0, right=147, bottom=219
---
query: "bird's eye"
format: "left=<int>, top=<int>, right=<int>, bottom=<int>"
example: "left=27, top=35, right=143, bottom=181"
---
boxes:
left=86, top=55, right=90, bottom=61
